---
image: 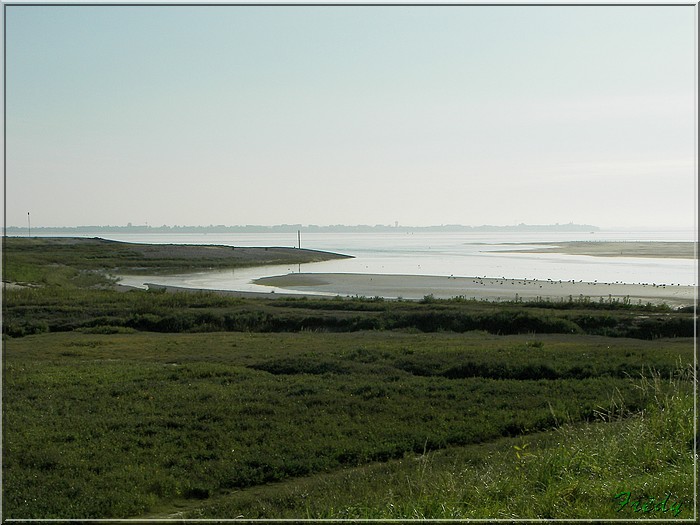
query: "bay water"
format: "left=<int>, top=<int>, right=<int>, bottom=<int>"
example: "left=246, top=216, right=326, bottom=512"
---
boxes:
left=44, top=229, right=697, bottom=294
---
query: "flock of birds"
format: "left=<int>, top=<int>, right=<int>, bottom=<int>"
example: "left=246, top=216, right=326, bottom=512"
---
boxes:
left=453, top=276, right=683, bottom=288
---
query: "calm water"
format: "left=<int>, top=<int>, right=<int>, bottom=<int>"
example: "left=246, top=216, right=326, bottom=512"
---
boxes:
left=43, top=230, right=697, bottom=293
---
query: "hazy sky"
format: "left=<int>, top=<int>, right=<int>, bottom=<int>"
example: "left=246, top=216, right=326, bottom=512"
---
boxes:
left=4, top=3, right=697, bottom=229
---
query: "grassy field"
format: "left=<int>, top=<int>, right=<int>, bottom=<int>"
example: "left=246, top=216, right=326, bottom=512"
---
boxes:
left=3, top=331, right=694, bottom=519
left=1, top=237, right=697, bottom=519
left=178, top=366, right=694, bottom=520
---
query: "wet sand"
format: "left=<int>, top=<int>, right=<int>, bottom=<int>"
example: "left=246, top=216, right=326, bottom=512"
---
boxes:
left=255, top=273, right=696, bottom=306
left=129, top=283, right=326, bottom=300
left=499, top=241, right=696, bottom=259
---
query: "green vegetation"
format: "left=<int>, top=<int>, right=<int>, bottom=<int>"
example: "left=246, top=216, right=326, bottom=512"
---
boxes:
left=4, top=331, right=694, bottom=519
left=2, top=236, right=696, bottom=519
left=180, top=366, right=694, bottom=520
left=2, top=236, right=349, bottom=280
left=3, top=285, right=695, bottom=340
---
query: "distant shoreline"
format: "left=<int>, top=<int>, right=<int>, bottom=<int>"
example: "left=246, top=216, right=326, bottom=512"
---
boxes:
left=3, top=222, right=600, bottom=234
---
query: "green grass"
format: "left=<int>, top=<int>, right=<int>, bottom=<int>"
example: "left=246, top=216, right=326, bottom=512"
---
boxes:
left=2, top=236, right=348, bottom=280
left=2, top=330, right=694, bottom=519
left=4, top=285, right=695, bottom=339
left=2, top=236, right=696, bottom=519
left=180, top=366, right=693, bottom=520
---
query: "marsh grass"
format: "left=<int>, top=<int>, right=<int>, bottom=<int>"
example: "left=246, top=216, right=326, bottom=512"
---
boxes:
left=181, top=365, right=695, bottom=520
left=4, top=283, right=694, bottom=339
left=2, top=236, right=348, bottom=279
left=2, top=331, right=694, bottom=519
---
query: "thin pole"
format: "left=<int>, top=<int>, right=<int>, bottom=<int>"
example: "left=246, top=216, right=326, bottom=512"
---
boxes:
left=297, top=230, right=301, bottom=249
left=27, top=212, right=30, bottom=237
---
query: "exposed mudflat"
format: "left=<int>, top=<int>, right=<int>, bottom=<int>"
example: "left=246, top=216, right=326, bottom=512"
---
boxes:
left=255, top=272, right=696, bottom=306
left=499, top=241, right=696, bottom=259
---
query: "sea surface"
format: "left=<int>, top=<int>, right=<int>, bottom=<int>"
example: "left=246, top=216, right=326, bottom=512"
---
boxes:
left=40, top=229, right=698, bottom=294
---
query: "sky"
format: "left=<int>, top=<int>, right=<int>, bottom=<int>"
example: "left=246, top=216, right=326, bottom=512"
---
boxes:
left=4, top=2, right=697, bottom=229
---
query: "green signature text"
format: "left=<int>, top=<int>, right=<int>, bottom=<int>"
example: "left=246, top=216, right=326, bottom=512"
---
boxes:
left=613, top=491, right=683, bottom=516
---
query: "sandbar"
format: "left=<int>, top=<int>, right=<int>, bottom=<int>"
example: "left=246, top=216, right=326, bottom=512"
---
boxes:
left=255, top=273, right=696, bottom=307
left=498, top=241, right=696, bottom=259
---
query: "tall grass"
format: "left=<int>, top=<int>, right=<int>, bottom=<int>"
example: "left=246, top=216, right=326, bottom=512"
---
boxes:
left=181, top=365, right=695, bottom=519
left=4, top=331, right=692, bottom=519
left=4, top=285, right=695, bottom=339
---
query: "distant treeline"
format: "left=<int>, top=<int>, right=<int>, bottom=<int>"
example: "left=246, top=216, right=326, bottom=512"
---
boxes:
left=5, top=222, right=600, bottom=234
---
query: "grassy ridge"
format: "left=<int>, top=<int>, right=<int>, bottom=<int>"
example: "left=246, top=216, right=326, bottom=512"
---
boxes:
left=2, top=236, right=349, bottom=280
left=3, top=331, right=693, bottom=519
